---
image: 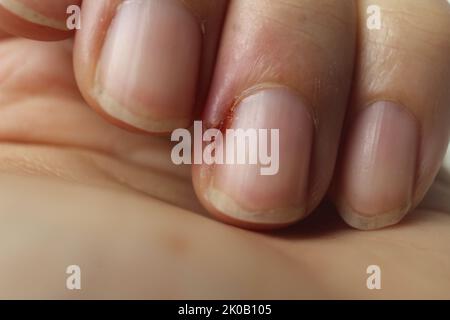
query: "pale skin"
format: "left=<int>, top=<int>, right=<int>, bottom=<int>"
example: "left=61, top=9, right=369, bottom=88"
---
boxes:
left=0, top=0, right=450, bottom=299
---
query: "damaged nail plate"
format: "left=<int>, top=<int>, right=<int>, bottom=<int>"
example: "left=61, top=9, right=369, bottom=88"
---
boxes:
left=204, top=86, right=315, bottom=225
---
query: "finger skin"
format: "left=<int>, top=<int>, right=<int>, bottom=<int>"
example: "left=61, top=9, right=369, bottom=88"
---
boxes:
left=0, top=28, right=10, bottom=38
left=193, top=0, right=356, bottom=228
left=0, top=170, right=320, bottom=299
left=0, top=0, right=80, bottom=40
left=0, top=146, right=450, bottom=299
left=332, top=0, right=450, bottom=230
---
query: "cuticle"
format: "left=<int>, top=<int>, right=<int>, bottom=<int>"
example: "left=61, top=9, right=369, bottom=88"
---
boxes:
left=215, top=82, right=319, bottom=133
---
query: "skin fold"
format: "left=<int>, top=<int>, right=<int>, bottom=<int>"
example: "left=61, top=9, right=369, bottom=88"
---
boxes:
left=0, top=38, right=449, bottom=299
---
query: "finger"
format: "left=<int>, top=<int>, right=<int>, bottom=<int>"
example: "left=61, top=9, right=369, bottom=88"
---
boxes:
left=0, top=0, right=80, bottom=40
left=192, top=0, right=356, bottom=228
left=332, top=0, right=450, bottom=230
left=73, top=0, right=228, bottom=134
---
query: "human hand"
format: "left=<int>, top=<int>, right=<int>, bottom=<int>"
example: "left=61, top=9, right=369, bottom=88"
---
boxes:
left=0, top=0, right=449, bottom=299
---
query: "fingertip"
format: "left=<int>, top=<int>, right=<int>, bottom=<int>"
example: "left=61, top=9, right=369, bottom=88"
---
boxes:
left=333, top=102, right=419, bottom=230
left=191, top=87, right=314, bottom=230
left=91, top=85, right=192, bottom=134
left=192, top=165, right=302, bottom=230
left=335, top=199, right=409, bottom=231
left=74, top=0, right=227, bottom=135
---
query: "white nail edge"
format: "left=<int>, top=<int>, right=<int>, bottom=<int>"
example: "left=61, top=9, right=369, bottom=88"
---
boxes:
left=206, top=186, right=304, bottom=224
left=93, top=83, right=189, bottom=133
left=0, top=0, right=67, bottom=31
left=337, top=201, right=409, bottom=230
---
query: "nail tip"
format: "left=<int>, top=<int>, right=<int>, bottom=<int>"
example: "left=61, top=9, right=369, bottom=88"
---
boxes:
left=206, top=187, right=305, bottom=225
left=93, top=85, right=190, bottom=133
left=338, top=202, right=409, bottom=230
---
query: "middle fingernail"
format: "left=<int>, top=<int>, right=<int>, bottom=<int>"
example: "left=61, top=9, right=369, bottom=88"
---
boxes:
left=205, top=87, right=314, bottom=225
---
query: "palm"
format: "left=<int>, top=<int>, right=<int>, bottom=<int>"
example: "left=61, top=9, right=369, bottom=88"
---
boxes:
left=1, top=38, right=449, bottom=299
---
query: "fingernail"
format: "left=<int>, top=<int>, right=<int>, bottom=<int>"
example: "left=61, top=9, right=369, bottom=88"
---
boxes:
left=94, top=0, right=201, bottom=133
left=205, top=87, right=314, bottom=225
left=0, top=0, right=68, bottom=30
left=338, top=101, right=419, bottom=230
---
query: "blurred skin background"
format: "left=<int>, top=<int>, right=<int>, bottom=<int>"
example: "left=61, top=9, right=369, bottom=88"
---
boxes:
left=0, top=0, right=449, bottom=299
